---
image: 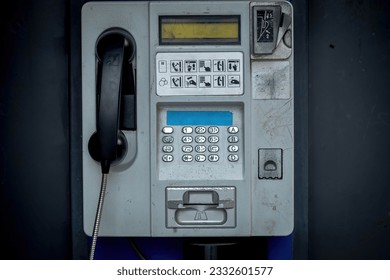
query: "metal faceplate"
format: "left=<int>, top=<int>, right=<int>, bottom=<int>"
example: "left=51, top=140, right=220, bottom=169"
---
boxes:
left=81, top=1, right=293, bottom=237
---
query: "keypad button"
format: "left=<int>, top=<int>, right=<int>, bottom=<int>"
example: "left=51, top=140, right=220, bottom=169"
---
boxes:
left=228, top=154, right=239, bottom=162
left=228, top=145, right=239, bottom=152
left=227, top=135, right=239, bottom=143
left=195, top=145, right=206, bottom=153
left=208, top=136, right=219, bottom=143
left=182, top=136, right=193, bottom=143
left=182, top=154, right=193, bottom=162
left=208, top=154, right=220, bottom=162
left=208, top=126, right=219, bottom=134
left=228, top=126, right=239, bottom=134
left=162, top=126, right=174, bottom=134
left=208, top=145, right=219, bottom=153
left=195, top=154, right=206, bottom=162
left=162, top=136, right=174, bottom=143
left=162, top=145, right=174, bottom=153
left=182, top=127, right=193, bottom=134
left=162, top=154, right=174, bottom=162
left=182, top=145, right=193, bottom=153
left=195, top=136, right=206, bottom=143
left=195, top=126, right=206, bottom=134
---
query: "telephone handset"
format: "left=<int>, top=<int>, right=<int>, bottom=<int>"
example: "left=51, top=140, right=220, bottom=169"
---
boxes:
left=88, top=29, right=136, bottom=173
left=87, top=29, right=136, bottom=258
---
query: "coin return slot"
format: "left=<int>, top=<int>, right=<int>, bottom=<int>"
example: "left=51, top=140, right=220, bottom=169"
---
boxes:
left=166, top=187, right=236, bottom=228
left=258, top=148, right=282, bottom=179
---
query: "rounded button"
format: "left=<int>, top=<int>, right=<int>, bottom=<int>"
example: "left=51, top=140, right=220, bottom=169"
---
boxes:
left=182, top=145, right=193, bottom=153
left=228, top=145, right=239, bottom=152
left=162, top=154, right=174, bottom=162
left=162, top=136, right=174, bottom=143
left=195, top=126, right=206, bottom=134
left=208, top=154, right=219, bottom=162
left=162, top=126, right=174, bottom=134
left=162, top=145, right=174, bottom=153
left=182, top=127, right=193, bottom=134
left=195, top=154, right=206, bottom=162
left=208, top=145, right=219, bottom=153
left=208, top=136, right=219, bottom=143
left=195, top=136, right=206, bottom=143
left=182, top=154, right=193, bottom=162
left=195, top=145, right=206, bottom=153
left=182, top=136, right=193, bottom=143
left=228, top=126, right=239, bottom=134
left=208, top=126, right=219, bottom=134
left=228, top=154, right=239, bottom=162
left=227, top=135, right=239, bottom=143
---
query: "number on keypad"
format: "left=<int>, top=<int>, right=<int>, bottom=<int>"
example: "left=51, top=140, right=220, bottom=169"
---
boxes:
left=195, top=126, right=206, bottom=134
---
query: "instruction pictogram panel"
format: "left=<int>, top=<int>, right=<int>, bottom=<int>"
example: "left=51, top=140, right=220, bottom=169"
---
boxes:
left=156, top=52, right=243, bottom=96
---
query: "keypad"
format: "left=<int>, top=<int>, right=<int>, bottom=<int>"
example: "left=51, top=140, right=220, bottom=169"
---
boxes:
left=161, top=125, right=241, bottom=163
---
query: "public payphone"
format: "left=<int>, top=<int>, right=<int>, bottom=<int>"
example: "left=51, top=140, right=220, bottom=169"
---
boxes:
left=81, top=0, right=294, bottom=243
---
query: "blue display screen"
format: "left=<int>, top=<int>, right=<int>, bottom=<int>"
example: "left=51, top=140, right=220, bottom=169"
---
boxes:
left=167, top=111, right=233, bottom=126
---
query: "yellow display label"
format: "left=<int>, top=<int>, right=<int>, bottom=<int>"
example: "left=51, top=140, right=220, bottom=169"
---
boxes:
left=159, top=16, right=240, bottom=45
left=161, top=22, right=239, bottom=40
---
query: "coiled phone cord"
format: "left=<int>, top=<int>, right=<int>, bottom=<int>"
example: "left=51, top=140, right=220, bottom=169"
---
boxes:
left=89, top=173, right=108, bottom=260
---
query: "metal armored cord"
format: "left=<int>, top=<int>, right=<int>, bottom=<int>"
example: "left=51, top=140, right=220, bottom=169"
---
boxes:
left=89, top=173, right=108, bottom=260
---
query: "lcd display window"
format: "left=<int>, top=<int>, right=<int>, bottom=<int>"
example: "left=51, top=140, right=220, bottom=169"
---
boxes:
left=160, top=16, right=240, bottom=45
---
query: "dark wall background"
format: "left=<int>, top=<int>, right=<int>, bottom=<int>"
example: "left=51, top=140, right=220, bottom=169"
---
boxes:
left=0, top=0, right=389, bottom=259
left=0, top=0, right=71, bottom=259
left=308, top=0, right=390, bottom=259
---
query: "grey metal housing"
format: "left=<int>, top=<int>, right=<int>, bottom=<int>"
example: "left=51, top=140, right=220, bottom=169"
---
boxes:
left=81, top=0, right=294, bottom=237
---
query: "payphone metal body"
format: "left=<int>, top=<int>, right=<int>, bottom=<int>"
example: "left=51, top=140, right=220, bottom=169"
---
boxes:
left=82, top=1, right=294, bottom=237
